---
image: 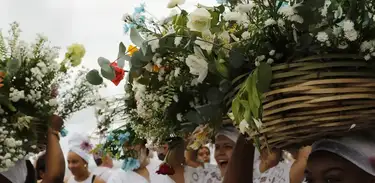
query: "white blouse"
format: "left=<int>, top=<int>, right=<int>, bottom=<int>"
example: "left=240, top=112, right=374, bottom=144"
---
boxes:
left=166, top=165, right=222, bottom=183
left=107, top=160, right=171, bottom=183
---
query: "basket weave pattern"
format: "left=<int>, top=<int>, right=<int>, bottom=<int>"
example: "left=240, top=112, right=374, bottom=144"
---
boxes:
left=253, top=55, right=375, bottom=148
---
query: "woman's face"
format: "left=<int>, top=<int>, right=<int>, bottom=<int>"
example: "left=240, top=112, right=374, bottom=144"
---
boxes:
left=67, top=151, right=87, bottom=176
left=214, top=135, right=235, bottom=175
left=306, top=151, right=375, bottom=183
left=198, top=147, right=210, bottom=163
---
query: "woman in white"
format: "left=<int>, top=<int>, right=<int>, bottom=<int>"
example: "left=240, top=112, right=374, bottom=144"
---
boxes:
left=67, top=133, right=105, bottom=183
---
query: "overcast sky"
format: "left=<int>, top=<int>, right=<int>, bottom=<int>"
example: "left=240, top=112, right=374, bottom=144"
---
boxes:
left=1, top=0, right=217, bottom=171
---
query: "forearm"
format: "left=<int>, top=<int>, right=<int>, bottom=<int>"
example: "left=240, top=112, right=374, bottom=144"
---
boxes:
left=223, top=135, right=254, bottom=183
left=289, top=157, right=308, bottom=183
left=42, top=129, right=65, bottom=183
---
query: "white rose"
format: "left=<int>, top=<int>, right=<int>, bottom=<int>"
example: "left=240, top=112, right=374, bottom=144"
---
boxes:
left=187, top=8, right=212, bottom=32
left=185, top=54, right=208, bottom=83
left=167, top=0, right=185, bottom=8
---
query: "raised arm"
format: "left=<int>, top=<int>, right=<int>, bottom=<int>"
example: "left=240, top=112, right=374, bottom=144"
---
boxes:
left=41, top=115, right=65, bottom=183
left=290, top=146, right=311, bottom=183
left=223, top=134, right=254, bottom=183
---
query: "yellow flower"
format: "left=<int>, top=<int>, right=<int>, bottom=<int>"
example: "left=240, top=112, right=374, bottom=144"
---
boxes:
left=127, top=45, right=138, bottom=56
left=65, top=43, right=86, bottom=66
left=229, top=24, right=238, bottom=33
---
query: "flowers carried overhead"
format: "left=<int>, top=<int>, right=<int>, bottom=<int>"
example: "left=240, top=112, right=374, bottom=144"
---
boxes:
left=0, top=22, right=93, bottom=171
left=89, top=0, right=375, bottom=148
left=93, top=124, right=147, bottom=171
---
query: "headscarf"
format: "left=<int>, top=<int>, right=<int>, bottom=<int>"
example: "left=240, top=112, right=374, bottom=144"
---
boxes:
left=0, top=160, right=27, bottom=183
left=311, top=133, right=375, bottom=176
left=68, top=133, right=93, bottom=164
left=215, top=126, right=240, bottom=143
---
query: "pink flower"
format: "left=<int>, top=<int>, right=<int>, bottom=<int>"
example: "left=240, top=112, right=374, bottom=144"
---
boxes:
left=80, top=141, right=93, bottom=152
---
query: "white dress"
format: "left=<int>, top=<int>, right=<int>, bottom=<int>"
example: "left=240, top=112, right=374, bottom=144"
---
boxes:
left=166, top=165, right=222, bottom=183
left=67, top=174, right=95, bottom=183
left=107, top=160, right=171, bottom=183
left=92, top=166, right=112, bottom=182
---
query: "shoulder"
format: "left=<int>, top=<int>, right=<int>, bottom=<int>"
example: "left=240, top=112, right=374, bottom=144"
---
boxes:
left=94, top=176, right=105, bottom=183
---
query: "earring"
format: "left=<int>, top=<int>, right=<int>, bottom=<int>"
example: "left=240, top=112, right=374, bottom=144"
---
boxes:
left=84, top=164, right=87, bottom=168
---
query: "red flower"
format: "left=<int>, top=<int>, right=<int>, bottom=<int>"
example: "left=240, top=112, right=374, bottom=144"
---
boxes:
left=156, top=162, right=175, bottom=175
left=110, top=62, right=125, bottom=86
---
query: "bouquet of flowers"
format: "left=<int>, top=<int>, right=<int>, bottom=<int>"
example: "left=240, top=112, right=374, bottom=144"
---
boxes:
left=0, top=22, right=88, bottom=171
left=89, top=0, right=375, bottom=148
left=92, top=123, right=147, bottom=171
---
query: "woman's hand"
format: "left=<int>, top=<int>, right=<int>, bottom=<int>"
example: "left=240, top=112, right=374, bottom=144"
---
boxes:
left=259, top=148, right=282, bottom=173
left=50, top=114, right=64, bottom=132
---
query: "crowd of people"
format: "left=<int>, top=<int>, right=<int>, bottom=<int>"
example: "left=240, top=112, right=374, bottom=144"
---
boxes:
left=0, top=116, right=374, bottom=183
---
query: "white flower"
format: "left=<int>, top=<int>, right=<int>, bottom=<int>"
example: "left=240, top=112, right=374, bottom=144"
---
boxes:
left=316, top=32, right=329, bottom=42
left=223, top=12, right=243, bottom=22
left=48, top=98, right=58, bottom=106
left=187, top=8, right=212, bottom=32
left=176, top=113, right=183, bottom=121
left=185, top=54, right=208, bottom=83
left=255, top=55, right=266, bottom=62
left=253, top=118, right=263, bottom=129
left=148, top=38, right=160, bottom=52
left=173, top=95, right=179, bottom=102
left=364, top=54, right=371, bottom=61
left=241, top=31, right=251, bottom=39
left=264, top=18, right=277, bottom=26
left=269, top=50, right=276, bottom=56
left=195, top=31, right=214, bottom=54
left=174, top=67, right=181, bottom=77
left=290, top=15, right=304, bottom=23
left=239, top=120, right=249, bottom=134
left=219, top=31, right=231, bottom=44
left=122, top=13, right=131, bottom=21
left=278, top=5, right=297, bottom=16
left=174, top=37, right=183, bottom=46
left=267, top=58, right=274, bottom=64
left=235, top=3, right=254, bottom=13
left=4, top=138, right=16, bottom=148
left=167, top=0, right=185, bottom=8
left=342, top=20, right=354, bottom=31
left=344, top=30, right=358, bottom=41
left=277, top=19, right=285, bottom=27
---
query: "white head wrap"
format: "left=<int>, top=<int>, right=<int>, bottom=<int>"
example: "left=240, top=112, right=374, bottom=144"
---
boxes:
left=215, top=126, right=240, bottom=143
left=68, top=133, right=92, bottom=164
left=0, top=160, right=27, bottom=183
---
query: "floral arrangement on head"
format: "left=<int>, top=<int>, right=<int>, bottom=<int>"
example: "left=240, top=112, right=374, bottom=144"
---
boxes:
left=88, top=0, right=375, bottom=146
left=0, top=22, right=88, bottom=171
left=95, top=123, right=147, bottom=171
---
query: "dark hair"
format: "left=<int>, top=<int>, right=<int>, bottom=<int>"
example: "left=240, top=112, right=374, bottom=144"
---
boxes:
left=198, top=146, right=210, bottom=153
left=25, top=160, right=37, bottom=183
left=94, top=158, right=103, bottom=166
left=35, top=154, right=46, bottom=180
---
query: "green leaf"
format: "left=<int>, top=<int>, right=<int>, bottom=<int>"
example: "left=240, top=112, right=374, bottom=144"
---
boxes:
left=232, top=98, right=241, bottom=123
left=101, top=67, right=115, bottom=80
left=215, top=60, right=229, bottom=78
left=206, top=87, right=223, bottom=105
left=130, top=28, right=144, bottom=47
left=117, top=55, right=130, bottom=69
left=210, top=11, right=220, bottom=26
left=98, top=57, right=111, bottom=67
left=185, top=110, right=204, bottom=124
left=7, top=58, right=21, bottom=75
left=256, top=62, right=273, bottom=93
left=219, top=80, right=231, bottom=93
left=118, top=42, right=126, bottom=58
left=130, top=50, right=151, bottom=69
left=86, top=69, right=103, bottom=85
left=228, top=49, right=245, bottom=68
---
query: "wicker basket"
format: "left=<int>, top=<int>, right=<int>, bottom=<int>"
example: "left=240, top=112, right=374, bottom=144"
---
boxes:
left=251, top=54, right=375, bottom=149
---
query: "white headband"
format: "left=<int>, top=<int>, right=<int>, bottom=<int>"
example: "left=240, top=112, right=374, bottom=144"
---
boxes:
left=215, top=126, right=240, bottom=143
left=68, top=133, right=92, bottom=164
left=0, top=160, right=27, bottom=183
